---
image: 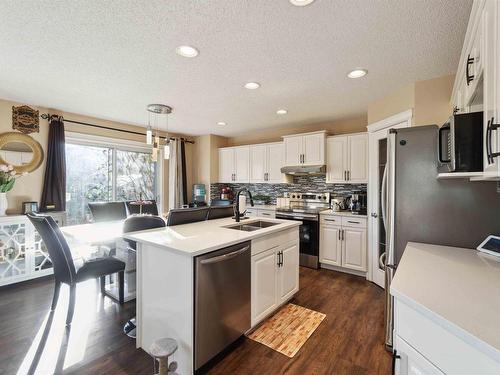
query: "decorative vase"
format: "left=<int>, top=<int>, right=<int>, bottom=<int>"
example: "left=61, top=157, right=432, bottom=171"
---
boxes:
left=0, top=193, right=8, bottom=216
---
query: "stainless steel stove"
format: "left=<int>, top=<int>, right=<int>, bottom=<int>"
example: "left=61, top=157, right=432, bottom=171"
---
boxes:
left=275, top=192, right=330, bottom=269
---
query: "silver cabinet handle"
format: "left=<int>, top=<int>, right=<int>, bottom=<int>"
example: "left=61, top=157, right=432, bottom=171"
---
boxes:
left=347, top=171, right=350, bottom=181
left=341, top=229, right=344, bottom=241
left=347, top=220, right=360, bottom=224
left=324, top=218, right=336, bottom=222
left=338, top=229, right=341, bottom=240
left=261, top=212, right=271, bottom=216
left=200, top=246, right=250, bottom=264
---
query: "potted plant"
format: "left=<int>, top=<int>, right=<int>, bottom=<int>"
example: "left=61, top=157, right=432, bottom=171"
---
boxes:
left=0, top=165, right=27, bottom=216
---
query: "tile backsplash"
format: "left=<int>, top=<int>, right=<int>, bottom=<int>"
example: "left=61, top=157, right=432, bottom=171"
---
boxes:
left=210, top=175, right=367, bottom=204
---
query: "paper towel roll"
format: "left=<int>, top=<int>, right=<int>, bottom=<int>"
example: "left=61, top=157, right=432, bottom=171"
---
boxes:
left=239, top=195, right=247, bottom=215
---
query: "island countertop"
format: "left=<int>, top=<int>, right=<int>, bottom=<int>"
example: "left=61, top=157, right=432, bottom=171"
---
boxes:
left=390, top=242, right=500, bottom=361
left=124, top=217, right=300, bottom=257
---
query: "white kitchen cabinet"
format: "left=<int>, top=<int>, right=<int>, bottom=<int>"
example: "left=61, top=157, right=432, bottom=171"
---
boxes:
left=325, top=137, right=347, bottom=183
left=282, top=131, right=326, bottom=166
left=319, top=214, right=367, bottom=273
left=342, top=226, right=367, bottom=272
left=249, top=144, right=267, bottom=183
left=218, top=148, right=235, bottom=183
left=249, top=142, right=284, bottom=183
left=452, top=0, right=500, bottom=179
left=251, top=247, right=278, bottom=324
left=234, top=146, right=250, bottom=182
left=266, top=143, right=284, bottom=183
left=251, top=230, right=299, bottom=326
left=326, top=133, right=368, bottom=184
left=319, top=222, right=342, bottom=266
left=278, top=242, right=299, bottom=303
left=218, top=146, right=250, bottom=183
left=394, top=335, right=444, bottom=375
left=483, top=0, right=500, bottom=176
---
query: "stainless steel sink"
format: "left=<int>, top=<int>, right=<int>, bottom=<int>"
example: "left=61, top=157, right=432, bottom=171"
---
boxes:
left=225, top=220, right=279, bottom=232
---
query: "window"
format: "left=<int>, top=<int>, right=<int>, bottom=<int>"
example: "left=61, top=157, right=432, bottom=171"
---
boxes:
left=65, top=135, right=160, bottom=225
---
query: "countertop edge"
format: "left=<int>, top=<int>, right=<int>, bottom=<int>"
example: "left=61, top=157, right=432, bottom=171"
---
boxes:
left=124, top=220, right=300, bottom=257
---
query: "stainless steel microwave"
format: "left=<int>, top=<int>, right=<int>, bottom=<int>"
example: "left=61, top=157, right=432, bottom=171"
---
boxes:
left=438, top=112, right=483, bottom=172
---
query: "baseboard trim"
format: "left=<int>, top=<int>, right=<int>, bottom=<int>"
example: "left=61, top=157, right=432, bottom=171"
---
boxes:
left=320, top=263, right=367, bottom=278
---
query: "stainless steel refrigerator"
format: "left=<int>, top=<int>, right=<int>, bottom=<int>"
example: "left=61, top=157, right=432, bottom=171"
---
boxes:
left=382, top=125, right=500, bottom=350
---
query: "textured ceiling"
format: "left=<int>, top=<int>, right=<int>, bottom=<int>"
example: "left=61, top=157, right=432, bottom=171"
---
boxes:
left=0, top=0, right=472, bottom=136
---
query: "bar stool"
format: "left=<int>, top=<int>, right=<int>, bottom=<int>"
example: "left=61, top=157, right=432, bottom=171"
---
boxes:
left=150, top=338, right=178, bottom=375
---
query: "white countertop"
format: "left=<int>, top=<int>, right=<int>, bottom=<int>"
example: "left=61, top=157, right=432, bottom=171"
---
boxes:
left=320, top=209, right=367, bottom=218
left=124, top=217, right=300, bottom=257
left=390, top=242, right=500, bottom=360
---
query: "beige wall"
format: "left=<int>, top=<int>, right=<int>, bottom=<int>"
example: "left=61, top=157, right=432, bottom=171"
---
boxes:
left=367, top=83, right=415, bottom=125
left=0, top=97, right=193, bottom=214
left=226, top=114, right=367, bottom=146
left=367, top=74, right=455, bottom=126
left=414, top=74, right=454, bottom=127
left=193, top=134, right=228, bottom=201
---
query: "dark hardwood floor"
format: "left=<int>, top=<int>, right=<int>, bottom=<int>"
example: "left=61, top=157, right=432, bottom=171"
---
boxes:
left=0, top=268, right=391, bottom=375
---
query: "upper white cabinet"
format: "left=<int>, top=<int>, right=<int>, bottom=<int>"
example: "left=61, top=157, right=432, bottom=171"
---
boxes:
left=218, top=146, right=250, bottom=183
left=249, top=142, right=284, bottom=183
left=282, top=131, right=326, bottom=166
left=452, top=0, right=500, bottom=179
left=326, top=133, right=368, bottom=184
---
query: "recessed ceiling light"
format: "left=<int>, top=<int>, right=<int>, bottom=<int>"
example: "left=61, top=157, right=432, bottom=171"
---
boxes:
left=244, top=82, right=260, bottom=90
left=290, top=0, right=315, bottom=6
left=276, top=109, right=288, bottom=115
left=176, top=45, right=199, bottom=58
left=217, top=121, right=227, bottom=126
left=347, top=69, right=368, bottom=78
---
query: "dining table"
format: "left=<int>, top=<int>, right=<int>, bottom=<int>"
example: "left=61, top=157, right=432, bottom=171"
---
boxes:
left=61, top=220, right=142, bottom=302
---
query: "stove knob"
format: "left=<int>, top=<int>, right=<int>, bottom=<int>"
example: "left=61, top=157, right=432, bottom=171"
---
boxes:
left=297, top=194, right=301, bottom=199
left=291, top=195, right=296, bottom=199
left=323, top=196, right=327, bottom=200
left=317, top=195, right=321, bottom=199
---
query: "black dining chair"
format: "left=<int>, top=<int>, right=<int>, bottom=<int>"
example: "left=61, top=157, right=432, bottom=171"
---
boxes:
left=121, top=215, right=166, bottom=338
left=207, top=205, right=234, bottom=220
left=166, top=207, right=210, bottom=226
left=27, top=213, right=126, bottom=326
left=126, top=200, right=159, bottom=216
left=88, top=202, right=127, bottom=222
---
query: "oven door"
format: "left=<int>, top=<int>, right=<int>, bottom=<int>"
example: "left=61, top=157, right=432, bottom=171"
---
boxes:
left=275, top=213, right=319, bottom=269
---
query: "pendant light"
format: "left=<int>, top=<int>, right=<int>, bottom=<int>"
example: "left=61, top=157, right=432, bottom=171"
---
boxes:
left=146, top=104, right=173, bottom=161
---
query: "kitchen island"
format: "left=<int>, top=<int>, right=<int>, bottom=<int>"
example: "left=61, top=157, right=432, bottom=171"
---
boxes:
left=125, top=217, right=300, bottom=374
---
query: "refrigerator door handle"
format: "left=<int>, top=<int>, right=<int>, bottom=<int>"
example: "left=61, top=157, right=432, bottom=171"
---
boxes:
left=381, top=164, right=388, bottom=230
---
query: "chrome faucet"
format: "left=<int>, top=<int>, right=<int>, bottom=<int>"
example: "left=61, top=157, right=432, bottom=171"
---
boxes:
left=234, top=188, right=254, bottom=222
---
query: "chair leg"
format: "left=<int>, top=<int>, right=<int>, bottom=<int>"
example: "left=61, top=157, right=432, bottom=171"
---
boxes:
left=51, top=281, right=61, bottom=311
left=118, top=271, right=124, bottom=305
left=66, top=284, right=76, bottom=326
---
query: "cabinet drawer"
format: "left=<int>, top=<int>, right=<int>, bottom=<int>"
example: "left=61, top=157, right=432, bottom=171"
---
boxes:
left=251, top=228, right=298, bottom=256
left=341, top=216, right=367, bottom=228
left=320, top=215, right=341, bottom=225
left=257, top=210, right=275, bottom=219
left=394, top=299, right=500, bottom=374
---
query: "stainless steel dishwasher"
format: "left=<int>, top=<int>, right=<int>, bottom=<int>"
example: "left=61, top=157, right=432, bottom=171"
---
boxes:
left=194, top=241, right=251, bottom=370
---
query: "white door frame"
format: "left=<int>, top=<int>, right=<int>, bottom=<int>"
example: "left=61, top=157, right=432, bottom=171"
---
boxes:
left=366, top=110, right=412, bottom=287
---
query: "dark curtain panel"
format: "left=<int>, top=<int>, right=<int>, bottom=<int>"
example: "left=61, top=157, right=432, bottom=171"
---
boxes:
left=40, top=116, right=66, bottom=212
left=181, top=140, right=187, bottom=203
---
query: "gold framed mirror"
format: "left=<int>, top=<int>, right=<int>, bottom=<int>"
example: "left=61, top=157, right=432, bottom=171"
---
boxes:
left=0, top=132, right=44, bottom=173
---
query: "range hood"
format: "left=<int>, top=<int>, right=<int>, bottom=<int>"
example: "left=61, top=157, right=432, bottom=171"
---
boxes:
left=280, top=165, right=326, bottom=176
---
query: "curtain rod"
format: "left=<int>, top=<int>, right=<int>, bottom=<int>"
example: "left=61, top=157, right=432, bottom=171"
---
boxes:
left=39, top=113, right=195, bottom=144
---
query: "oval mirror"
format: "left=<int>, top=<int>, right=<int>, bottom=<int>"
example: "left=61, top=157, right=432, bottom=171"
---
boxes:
left=0, top=132, right=44, bottom=173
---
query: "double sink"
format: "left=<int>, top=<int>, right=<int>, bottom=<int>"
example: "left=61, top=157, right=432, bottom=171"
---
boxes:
left=225, top=220, right=279, bottom=232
